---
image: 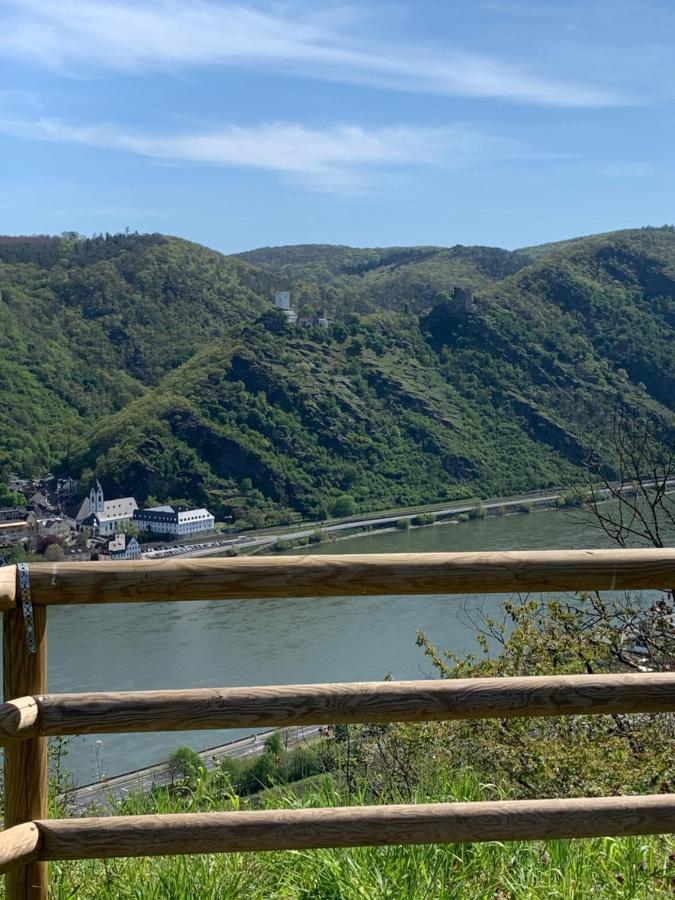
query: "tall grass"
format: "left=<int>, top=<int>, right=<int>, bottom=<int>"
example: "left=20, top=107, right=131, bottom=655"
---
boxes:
left=35, top=771, right=675, bottom=899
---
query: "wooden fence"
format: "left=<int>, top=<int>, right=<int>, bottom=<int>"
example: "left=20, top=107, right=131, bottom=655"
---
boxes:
left=1, top=549, right=674, bottom=898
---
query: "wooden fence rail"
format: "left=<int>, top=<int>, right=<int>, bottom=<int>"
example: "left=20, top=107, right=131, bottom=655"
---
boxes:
left=15, top=794, right=675, bottom=866
left=2, top=672, right=675, bottom=742
left=3, top=794, right=675, bottom=874
left=1, top=551, right=674, bottom=899
left=1, top=548, right=674, bottom=609
left=0, top=824, right=40, bottom=876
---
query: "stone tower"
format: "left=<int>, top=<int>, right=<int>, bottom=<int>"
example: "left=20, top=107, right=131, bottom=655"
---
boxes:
left=452, top=286, right=474, bottom=313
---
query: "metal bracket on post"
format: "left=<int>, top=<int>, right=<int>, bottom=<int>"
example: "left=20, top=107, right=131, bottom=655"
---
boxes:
left=16, top=563, right=37, bottom=655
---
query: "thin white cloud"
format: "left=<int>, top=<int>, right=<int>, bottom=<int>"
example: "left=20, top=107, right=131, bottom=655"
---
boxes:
left=0, top=115, right=522, bottom=192
left=0, top=0, right=623, bottom=107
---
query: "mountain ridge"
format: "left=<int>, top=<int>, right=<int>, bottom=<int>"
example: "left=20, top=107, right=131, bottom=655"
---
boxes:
left=1, top=226, right=673, bottom=523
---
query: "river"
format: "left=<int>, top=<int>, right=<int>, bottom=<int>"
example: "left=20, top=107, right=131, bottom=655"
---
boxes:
left=44, top=508, right=626, bottom=783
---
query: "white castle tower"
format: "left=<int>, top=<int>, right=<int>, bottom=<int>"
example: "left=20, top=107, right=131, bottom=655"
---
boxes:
left=274, top=291, right=297, bottom=323
left=274, top=291, right=291, bottom=311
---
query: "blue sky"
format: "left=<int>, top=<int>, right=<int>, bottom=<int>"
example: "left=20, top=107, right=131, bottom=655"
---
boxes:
left=1, top=0, right=674, bottom=252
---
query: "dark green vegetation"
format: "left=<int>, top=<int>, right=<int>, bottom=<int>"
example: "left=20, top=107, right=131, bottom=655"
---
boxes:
left=0, top=233, right=272, bottom=473
left=170, top=731, right=330, bottom=797
left=1, top=227, right=673, bottom=523
left=235, top=242, right=531, bottom=315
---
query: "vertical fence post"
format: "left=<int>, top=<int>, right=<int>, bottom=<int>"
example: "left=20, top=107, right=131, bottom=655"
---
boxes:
left=3, top=578, right=47, bottom=900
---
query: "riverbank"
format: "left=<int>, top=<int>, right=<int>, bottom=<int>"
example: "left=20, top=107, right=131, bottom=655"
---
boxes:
left=262, top=491, right=575, bottom=554
left=160, top=477, right=672, bottom=560
left=170, top=486, right=578, bottom=561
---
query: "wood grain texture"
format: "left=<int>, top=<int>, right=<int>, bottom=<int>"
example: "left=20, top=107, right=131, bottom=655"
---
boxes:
left=0, top=566, right=17, bottom=612
left=3, top=606, right=47, bottom=899
left=0, top=825, right=41, bottom=875
left=35, top=794, right=675, bottom=859
left=0, top=697, right=38, bottom=743
left=22, top=549, right=675, bottom=606
left=30, top=672, right=675, bottom=736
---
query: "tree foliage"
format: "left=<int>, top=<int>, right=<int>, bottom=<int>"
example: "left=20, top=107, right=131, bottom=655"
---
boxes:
left=1, top=227, right=673, bottom=525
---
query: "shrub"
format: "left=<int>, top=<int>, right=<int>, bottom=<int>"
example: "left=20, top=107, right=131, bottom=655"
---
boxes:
left=211, top=732, right=333, bottom=797
left=287, top=746, right=326, bottom=782
left=273, top=539, right=294, bottom=552
left=169, top=746, right=206, bottom=783
left=308, top=531, right=322, bottom=544
left=516, top=502, right=532, bottom=514
left=396, top=518, right=410, bottom=530
left=264, top=732, right=284, bottom=756
left=468, top=504, right=485, bottom=519
left=331, top=494, right=356, bottom=517
left=556, top=489, right=585, bottom=508
left=411, top=513, right=435, bottom=526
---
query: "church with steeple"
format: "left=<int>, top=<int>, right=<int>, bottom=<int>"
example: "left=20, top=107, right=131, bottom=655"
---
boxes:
left=75, top=480, right=138, bottom=536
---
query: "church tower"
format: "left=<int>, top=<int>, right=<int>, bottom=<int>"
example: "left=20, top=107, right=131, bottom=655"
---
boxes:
left=90, top=480, right=104, bottom=514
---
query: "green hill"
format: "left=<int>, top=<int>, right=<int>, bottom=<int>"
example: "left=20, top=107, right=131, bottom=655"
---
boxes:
left=0, top=232, right=273, bottom=472
left=236, top=243, right=532, bottom=315
left=69, top=313, right=585, bottom=522
left=1, top=227, right=673, bottom=523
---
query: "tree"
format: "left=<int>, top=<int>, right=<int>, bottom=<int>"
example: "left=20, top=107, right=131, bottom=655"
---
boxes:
left=0, top=486, right=22, bottom=507
left=352, top=405, right=675, bottom=804
left=38, top=534, right=65, bottom=555
left=258, top=309, right=290, bottom=335
left=412, top=513, right=434, bottom=526
left=44, top=543, right=64, bottom=561
left=169, top=746, right=206, bottom=783
left=582, top=404, right=674, bottom=549
left=119, top=520, right=140, bottom=538
left=331, top=494, right=356, bottom=517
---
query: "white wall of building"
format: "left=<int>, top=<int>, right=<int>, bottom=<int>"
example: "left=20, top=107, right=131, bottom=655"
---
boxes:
left=134, top=507, right=215, bottom=537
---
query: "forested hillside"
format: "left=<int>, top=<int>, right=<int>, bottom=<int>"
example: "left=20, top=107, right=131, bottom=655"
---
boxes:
left=236, top=243, right=531, bottom=315
left=0, top=233, right=272, bottom=472
left=1, top=227, right=673, bottom=523
left=69, top=314, right=585, bottom=522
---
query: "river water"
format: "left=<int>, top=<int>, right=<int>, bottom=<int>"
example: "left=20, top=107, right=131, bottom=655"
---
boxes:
left=44, top=508, right=622, bottom=783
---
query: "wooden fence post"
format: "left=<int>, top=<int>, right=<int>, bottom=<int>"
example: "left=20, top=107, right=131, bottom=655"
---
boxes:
left=3, top=589, right=47, bottom=900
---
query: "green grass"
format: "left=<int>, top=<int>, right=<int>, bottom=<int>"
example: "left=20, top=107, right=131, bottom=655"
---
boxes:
left=34, top=773, right=675, bottom=899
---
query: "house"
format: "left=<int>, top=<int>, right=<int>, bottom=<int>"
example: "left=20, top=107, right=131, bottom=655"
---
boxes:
left=76, top=481, right=138, bottom=536
left=0, top=506, right=29, bottom=524
left=27, top=491, right=52, bottom=514
left=56, top=476, right=78, bottom=498
left=7, top=473, right=28, bottom=494
left=0, top=519, right=33, bottom=548
left=35, top=516, right=71, bottom=543
left=99, top=533, right=142, bottom=560
left=133, top=505, right=215, bottom=538
left=298, top=315, right=330, bottom=327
